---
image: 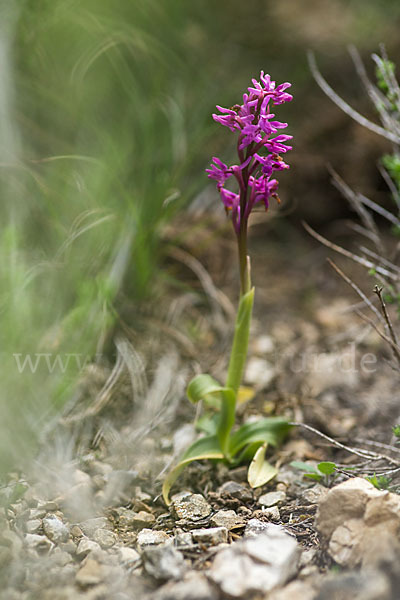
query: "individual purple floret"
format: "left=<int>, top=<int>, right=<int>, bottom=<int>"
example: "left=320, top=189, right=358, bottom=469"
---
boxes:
left=207, top=71, right=292, bottom=242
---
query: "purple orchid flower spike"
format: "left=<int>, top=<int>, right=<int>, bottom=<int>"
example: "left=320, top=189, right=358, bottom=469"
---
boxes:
left=207, top=71, right=293, bottom=293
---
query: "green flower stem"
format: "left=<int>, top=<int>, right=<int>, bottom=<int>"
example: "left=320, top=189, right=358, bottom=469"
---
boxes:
left=226, top=284, right=255, bottom=399
left=217, top=388, right=236, bottom=459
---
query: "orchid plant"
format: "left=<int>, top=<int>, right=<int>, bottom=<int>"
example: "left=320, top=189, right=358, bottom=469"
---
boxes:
left=163, top=72, right=293, bottom=504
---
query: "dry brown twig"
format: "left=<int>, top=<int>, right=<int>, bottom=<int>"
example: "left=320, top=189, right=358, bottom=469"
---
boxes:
left=291, top=422, right=400, bottom=467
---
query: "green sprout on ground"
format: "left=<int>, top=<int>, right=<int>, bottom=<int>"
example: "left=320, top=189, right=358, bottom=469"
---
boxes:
left=290, top=461, right=337, bottom=487
left=162, top=72, right=293, bottom=504
left=366, top=473, right=392, bottom=490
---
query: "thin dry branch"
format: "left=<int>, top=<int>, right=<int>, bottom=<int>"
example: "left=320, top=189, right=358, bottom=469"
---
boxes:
left=303, top=221, right=399, bottom=281
left=359, top=246, right=400, bottom=275
left=357, top=193, right=400, bottom=228
left=290, top=422, right=400, bottom=465
left=329, top=168, right=381, bottom=251
left=308, top=51, right=400, bottom=145
left=349, top=45, right=400, bottom=139
left=327, top=258, right=383, bottom=322
left=373, top=285, right=400, bottom=365
left=355, top=309, right=400, bottom=358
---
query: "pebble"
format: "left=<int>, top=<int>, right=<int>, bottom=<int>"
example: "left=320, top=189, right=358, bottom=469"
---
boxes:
left=39, top=501, right=58, bottom=512
left=70, top=525, right=84, bottom=538
left=253, top=334, right=275, bottom=354
left=130, top=511, right=156, bottom=529
left=117, top=546, right=141, bottom=565
left=218, top=481, right=253, bottom=503
left=76, top=558, right=104, bottom=587
left=268, top=580, right=317, bottom=600
left=78, top=517, right=110, bottom=538
left=93, top=528, right=116, bottom=549
left=174, top=532, right=193, bottom=548
left=43, top=516, right=70, bottom=544
left=51, top=548, right=73, bottom=566
left=244, top=518, right=270, bottom=538
left=262, top=506, right=280, bottom=521
left=210, top=509, right=244, bottom=530
left=209, top=525, right=300, bottom=597
left=317, top=569, right=391, bottom=600
left=76, top=538, right=102, bottom=559
left=245, top=357, right=274, bottom=388
left=171, top=493, right=212, bottom=521
left=192, top=527, right=228, bottom=546
left=153, top=570, right=218, bottom=600
left=117, top=508, right=138, bottom=529
left=316, top=477, right=400, bottom=568
left=258, top=491, right=286, bottom=507
left=30, top=508, right=47, bottom=519
left=137, top=528, right=171, bottom=550
left=301, top=484, right=329, bottom=504
left=25, top=533, right=53, bottom=554
left=142, top=544, right=186, bottom=581
left=25, top=519, right=42, bottom=534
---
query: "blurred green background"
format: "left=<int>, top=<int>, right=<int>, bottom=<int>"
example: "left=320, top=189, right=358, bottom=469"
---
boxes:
left=1, top=0, right=400, bottom=474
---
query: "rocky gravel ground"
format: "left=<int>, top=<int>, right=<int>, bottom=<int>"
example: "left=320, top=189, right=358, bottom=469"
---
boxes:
left=2, top=465, right=400, bottom=599
left=2, top=234, right=400, bottom=599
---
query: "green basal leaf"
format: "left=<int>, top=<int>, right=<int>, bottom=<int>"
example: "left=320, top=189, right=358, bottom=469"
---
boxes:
left=162, top=435, right=224, bottom=505
left=195, top=413, right=219, bottom=435
left=229, top=418, right=291, bottom=458
left=226, top=287, right=255, bottom=396
left=186, top=374, right=236, bottom=458
left=187, top=374, right=225, bottom=407
left=247, top=442, right=277, bottom=488
left=304, top=473, right=322, bottom=482
left=317, top=461, right=336, bottom=476
left=290, top=461, right=321, bottom=475
left=234, top=440, right=264, bottom=464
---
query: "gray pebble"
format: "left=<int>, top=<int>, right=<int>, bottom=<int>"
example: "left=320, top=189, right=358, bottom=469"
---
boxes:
left=142, top=544, right=186, bottom=581
left=258, top=491, right=286, bottom=507
left=25, top=519, right=42, bottom=534
left=76, top=538, right=102, bottom=559
left=262, top=506, right=280, bottom=521
left=43, top=516, right=70, bottom=544
left=25, top=533, right=53, bottom=554
left=192, top=527, right=228, bottom=546
left=117, top=545, right=141, bottom=565
left=78, top=517, right=110, bottom=538
left=210, top=509, right=244, bottom=530
left=171, top=493, right=211, bottom=521
left=218, top=481, right=253, bottom=502
left=137, top=528, right=171, bottom=550
left=93, top=528, right=116, bottom=549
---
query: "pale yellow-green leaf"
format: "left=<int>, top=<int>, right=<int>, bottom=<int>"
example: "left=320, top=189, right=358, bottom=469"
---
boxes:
left=247, top=442, right=277, bottom=488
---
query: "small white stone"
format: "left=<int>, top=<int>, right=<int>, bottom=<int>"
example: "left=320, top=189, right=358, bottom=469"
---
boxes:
left=253, top=335, right=275, bottom=354
left=245, top=357, right=274, bottom=388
